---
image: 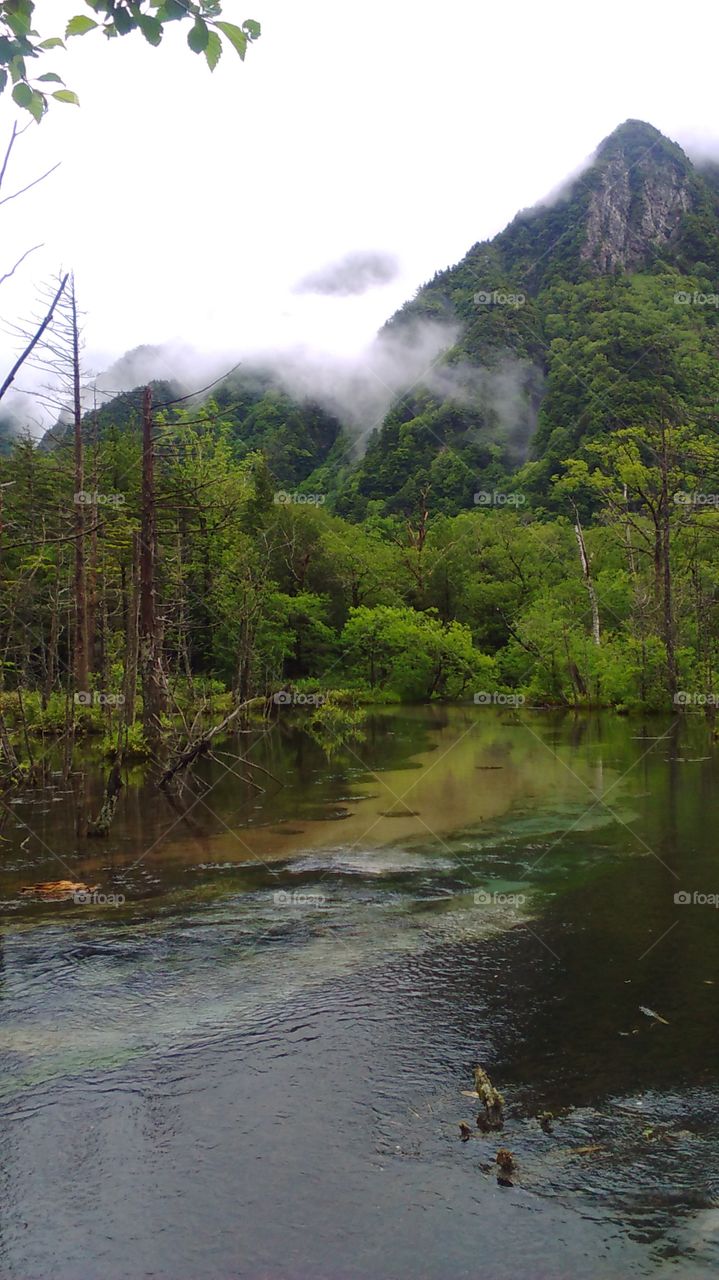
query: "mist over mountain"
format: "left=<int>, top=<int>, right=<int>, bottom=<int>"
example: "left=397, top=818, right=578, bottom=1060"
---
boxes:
left=35, top=119, right=719, bottom=516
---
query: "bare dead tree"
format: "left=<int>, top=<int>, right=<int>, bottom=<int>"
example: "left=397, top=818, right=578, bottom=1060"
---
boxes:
left=570, top=501, right=600, bottom=646
left=139, top=386, right=167, bottom=751
left=70, top=277, right=89, bottom=694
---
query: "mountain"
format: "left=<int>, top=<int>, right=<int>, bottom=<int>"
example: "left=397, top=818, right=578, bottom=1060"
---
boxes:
left=36, top=122, right=718, bottom=514
left=335, top=120, right=719, bottom=516
left=37, top=370, right=343, bottom=490
left=38, top=381, right=180, bottom=452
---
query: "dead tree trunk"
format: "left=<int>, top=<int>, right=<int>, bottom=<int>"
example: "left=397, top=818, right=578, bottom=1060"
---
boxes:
left=87, top=403, right=99, bottom=673
left=139, top=386, right=166, bottom=751
left=44, top=573, right=60, bottom=706
left=87, top=758, right=123, bottom=837
left=659, top=424, right=678, bottom=700
left=124, top=532, right=140, bottom=730
left=0, top=710, right=20, bottom=781
left=71, top=277, right=89, bottom=697
left=572, top=504, right=600, bottom=645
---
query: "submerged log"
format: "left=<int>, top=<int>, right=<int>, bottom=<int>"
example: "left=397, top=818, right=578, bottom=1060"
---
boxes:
left=87, top=757, right=123, bottom=837
left=20, top=880, right=99, bottom=901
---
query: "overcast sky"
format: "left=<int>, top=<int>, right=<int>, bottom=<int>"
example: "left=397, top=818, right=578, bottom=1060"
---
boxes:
left=1, top=0, right=718, bottom=416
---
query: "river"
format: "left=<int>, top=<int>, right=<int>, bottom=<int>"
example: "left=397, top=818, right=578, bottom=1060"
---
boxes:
left=1, top=706, right=717, bottom=1279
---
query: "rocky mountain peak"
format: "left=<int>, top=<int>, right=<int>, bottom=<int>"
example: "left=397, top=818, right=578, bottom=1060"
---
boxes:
left=579, top=120, right=697, bottom=273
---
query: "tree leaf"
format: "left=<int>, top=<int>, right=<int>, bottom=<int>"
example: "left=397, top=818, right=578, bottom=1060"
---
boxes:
left=138, top=16, right=163, bottom=46
left=13, top=84, right=47, bottom=122
left=113, top=8, right=134, bottom=35
left=243, top=19, right=261, bottom=38
left=204, top=30, right=222, bottom=70
left=215, top=20, right=247, bottom=59
left=11, top=82, right=33, bottom=107
left=187, top=18, right=210, bottom=53
left=28, top=90, right=46, bottom=123
left=155, top=1, right=186, bottom=19
left=52, top=89, right=80, bottom=105
left=5, top=8, right=32, bottom=39
left=65, top=15, right=99, bottom=38
left=37, top=72, right=65, bottom=84
left=38, top=37, right=66, bottom=50
left=9, top=54, right=26, bottom=84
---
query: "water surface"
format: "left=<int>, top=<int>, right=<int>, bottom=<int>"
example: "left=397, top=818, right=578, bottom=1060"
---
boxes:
left=1, top=707, right=718, bottom=1279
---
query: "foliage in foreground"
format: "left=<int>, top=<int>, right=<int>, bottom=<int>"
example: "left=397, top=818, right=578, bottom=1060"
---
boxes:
left=0, top=1, right=260, bottom=120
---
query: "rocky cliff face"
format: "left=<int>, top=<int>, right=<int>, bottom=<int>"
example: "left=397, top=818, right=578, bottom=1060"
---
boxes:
left=579, top=121, right=696, bottom=273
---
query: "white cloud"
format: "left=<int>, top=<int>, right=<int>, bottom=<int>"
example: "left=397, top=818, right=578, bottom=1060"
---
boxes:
left=1, top=0, right=718, bottom=429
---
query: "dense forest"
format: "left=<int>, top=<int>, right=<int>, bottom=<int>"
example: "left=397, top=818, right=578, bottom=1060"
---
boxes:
left=2, top=119, right=719, bottom=794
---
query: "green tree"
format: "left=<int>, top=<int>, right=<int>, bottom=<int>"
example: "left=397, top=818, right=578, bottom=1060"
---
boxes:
left=340, top=605, right=493, bottom=701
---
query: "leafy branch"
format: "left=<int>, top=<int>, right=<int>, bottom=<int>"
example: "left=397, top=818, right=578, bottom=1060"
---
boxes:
left=0, top=1, right=260, bottom=120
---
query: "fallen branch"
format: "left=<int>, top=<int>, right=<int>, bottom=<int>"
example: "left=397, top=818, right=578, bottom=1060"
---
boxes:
left=158, top=696, right=268, bottom=790
left=207, top=750, right=263, bottom=792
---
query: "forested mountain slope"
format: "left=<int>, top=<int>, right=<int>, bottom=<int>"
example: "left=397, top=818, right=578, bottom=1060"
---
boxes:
left=337, top=120, right=719, bottom=515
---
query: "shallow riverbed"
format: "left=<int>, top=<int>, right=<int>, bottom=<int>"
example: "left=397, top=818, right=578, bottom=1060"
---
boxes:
left=1, top=706, right=718, bottom=1279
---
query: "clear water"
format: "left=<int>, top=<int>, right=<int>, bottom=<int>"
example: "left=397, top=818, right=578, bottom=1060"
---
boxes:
left=1, top=707, right=717, bottom=1279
